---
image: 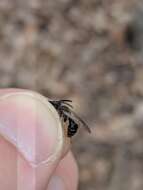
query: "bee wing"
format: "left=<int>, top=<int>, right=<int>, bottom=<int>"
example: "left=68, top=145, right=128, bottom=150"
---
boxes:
left=71, top=110, right=91, bottom=133
left=63, top=108, right=91, bottom=133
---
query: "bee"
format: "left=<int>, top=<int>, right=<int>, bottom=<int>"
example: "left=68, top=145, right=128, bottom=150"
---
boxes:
left=49, top=99, right=91, bottom=137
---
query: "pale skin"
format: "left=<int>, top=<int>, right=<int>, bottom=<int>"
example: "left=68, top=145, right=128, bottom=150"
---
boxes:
left=0, top=89, right=78, bottom=190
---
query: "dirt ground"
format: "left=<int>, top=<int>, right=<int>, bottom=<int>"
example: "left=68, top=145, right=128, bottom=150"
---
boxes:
left=0, top=0, right=143, bottom=189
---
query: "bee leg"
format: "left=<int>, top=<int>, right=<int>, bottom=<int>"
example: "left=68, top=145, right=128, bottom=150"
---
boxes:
left=63, top=114, right=68, bottom=122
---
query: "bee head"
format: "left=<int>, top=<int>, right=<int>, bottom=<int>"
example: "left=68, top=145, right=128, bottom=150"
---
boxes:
left=49, top=100, right=62, bottom=110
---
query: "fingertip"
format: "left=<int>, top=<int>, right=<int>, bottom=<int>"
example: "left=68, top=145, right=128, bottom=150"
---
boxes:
left=0, top=89, right=71, bottom=166
left=47, top=152, right=79, bottom=190
left=0, top=89, right=72, bottom=190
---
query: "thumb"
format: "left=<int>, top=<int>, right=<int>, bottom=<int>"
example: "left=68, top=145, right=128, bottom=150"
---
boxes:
left=0, top=89, right=70, bottom=190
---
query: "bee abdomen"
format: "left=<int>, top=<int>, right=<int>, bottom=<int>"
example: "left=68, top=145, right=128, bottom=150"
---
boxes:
left=67, top=118, right=78, bottom=137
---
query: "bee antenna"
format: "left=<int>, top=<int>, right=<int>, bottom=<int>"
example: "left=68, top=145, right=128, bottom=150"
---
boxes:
left=61, top=99, right=72, bottom=102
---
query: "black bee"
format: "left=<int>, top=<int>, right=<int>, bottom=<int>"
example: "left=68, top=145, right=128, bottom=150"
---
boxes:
left=49, top=99, right=91, bottom=137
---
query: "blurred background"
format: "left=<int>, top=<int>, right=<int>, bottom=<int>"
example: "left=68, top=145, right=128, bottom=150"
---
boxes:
left=0, top=0, right=143, bottom=189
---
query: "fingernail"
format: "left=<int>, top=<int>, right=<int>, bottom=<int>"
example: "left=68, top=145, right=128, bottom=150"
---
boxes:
left=47, top=176, right=65, bottom=190
left=0, top=91, right=64, bottom=166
